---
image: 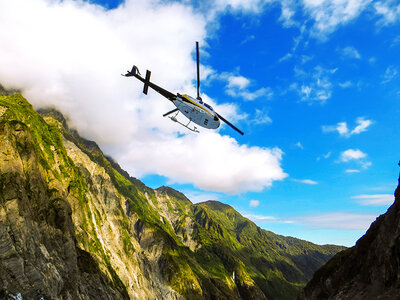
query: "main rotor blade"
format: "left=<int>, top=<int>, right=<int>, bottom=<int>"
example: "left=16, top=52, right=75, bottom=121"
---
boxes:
left=196, top=41, right=200, bottom=99
left=216, top=113, right=244, bottom=135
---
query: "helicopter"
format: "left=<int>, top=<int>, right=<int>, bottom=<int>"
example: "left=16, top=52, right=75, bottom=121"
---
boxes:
left=122, top=42, right=244, bottom=135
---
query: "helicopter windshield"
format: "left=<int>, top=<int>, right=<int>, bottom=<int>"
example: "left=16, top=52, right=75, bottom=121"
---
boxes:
left=204, top=103, right=213, bottom=111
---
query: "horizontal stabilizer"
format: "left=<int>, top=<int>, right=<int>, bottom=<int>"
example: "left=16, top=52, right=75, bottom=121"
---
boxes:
left=143, top=70, right=151, bottom=95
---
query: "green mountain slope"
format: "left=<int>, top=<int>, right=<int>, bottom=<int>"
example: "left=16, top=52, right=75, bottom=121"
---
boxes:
left=0, top=93, right=345, bottom=299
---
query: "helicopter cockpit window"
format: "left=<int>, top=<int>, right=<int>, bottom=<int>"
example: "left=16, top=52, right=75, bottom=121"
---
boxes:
left=204, top=103, right=213, bottom=111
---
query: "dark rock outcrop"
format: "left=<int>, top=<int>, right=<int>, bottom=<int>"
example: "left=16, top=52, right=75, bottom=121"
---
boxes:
left=299, top=174, right=400, bottom=299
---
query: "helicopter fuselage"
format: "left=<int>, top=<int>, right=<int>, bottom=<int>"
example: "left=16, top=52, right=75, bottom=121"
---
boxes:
left=174, top=94, right=220, bottom=129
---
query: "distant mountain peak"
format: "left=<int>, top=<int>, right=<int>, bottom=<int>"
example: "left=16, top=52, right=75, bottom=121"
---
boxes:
left=197, top=200, right=234, bottom=211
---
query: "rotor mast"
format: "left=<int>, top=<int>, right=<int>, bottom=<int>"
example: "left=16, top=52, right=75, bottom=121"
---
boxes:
left=196, top=41, right=200, bottom=100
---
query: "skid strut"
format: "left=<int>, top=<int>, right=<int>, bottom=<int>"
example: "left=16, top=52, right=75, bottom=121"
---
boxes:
left=165, top=111, right=199, bottom=133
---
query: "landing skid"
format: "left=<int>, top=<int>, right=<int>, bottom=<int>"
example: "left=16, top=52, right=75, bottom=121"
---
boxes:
left=165, top=111, right=199, bottom=133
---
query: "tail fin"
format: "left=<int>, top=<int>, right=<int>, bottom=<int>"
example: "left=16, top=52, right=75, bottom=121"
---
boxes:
left=131, top=65, right=141, bottom=76
left=122, top=65, right=140, bottom=77
left=143, top=70, right=151, bottom=95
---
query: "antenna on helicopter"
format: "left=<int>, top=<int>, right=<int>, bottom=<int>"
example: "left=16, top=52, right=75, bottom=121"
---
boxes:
left=196, top=41, right=201, bottom=100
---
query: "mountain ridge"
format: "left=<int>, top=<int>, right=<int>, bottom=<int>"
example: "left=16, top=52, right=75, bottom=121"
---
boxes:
left=0, top=92, right=345, bottom=299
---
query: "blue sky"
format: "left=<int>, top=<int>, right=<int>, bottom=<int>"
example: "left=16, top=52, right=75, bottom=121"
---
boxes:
left=1, top=0, right=399, bottom=246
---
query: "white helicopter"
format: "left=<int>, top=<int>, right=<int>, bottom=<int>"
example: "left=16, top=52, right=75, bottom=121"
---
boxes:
left=122, top=42, right=244, bottom=135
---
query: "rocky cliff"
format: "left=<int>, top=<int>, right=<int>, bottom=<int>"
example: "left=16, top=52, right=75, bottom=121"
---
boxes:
left=299, top=175, right=400, bottom=299
left=0, top=93, right=344, bottom=299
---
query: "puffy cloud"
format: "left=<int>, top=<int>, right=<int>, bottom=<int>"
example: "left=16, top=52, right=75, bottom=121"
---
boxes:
left=374, top=0, right=400, bottom=25
left=352, top=118, right=373, bottom=134
left=340, top=149, right=367, bottom=162
left=339, top=149, right=371, bottom=171
left=118, top=132, right=287, bottom=194
left=0, top=0, right=286, bottom=194
left=227, top=75, right=251, bottom=90
left=352, top=194, right=394, bottom=206
left=249, top=200, right=260, bottom=207
left=301, top=0, right=372, bottom=38
left=322, top=117, right=373, bottom=137
left=279, top=0, right=299, bottom=27
left=220, top=72, right=273, bottom=101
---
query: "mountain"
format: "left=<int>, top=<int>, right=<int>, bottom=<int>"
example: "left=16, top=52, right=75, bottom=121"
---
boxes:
left=0, top=92, right=345, bottom=299
left=299, top=175, right=400, bottom=299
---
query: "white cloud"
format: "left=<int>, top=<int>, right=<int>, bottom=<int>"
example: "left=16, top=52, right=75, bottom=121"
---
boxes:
left=120, top=132, right=287, bottom=194
left=374, top=0, right=400, bottom=26
left=339, top=149, right=371, bottom=171
left=241, top=34, right=256, bottom=45
left=227, top=75, right=251, bottom=90
left=0, top=0, right=287, bottom=194
left=278, top=52, right=293, bottom=63
left=184, top=190, right=220, bottom=204
left=249, top=200, right=260, bottom=207
left=253, top=109, right=272, bottom=125
left=294, top=65, right=337, bottom=103
left=295, top=141, right=304, bottom=149
left=352, top=117, right=373, bottom=134
left=212, top=0, right=268, bottom=14
left=340, top=149, right=367, bottom=162
left=220, top=72, right=273, bottom=101
left=301, top=0, right=372, bottom=38
left=301, top=55, right=313, bottom=64
left=293, top=212, right=377, bottom=230
left=382, top=65, right=398, bottom=83
left=322, top=117, right=373, bottom=137
left=339, top=81, right=353, bottom=88
left=317, top=151, right=331, bottom=160
left=244, top=213, right=278, bottom=223
left=293, top=179, right=318, bottom=185
left=244, top=211, right=378, bottom=230
left=352, top=194, right=394, bottom=206
left=279, top=0, right=299, bottom=27
left=339, top=46, right=361, bottom=59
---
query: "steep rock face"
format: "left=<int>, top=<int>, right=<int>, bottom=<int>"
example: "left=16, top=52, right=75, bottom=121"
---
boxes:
left=0, top=100, right=126, bottom=299
left=0, top=93, right=345, bottom=299
left=299, top=177, right=400, bottom=299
